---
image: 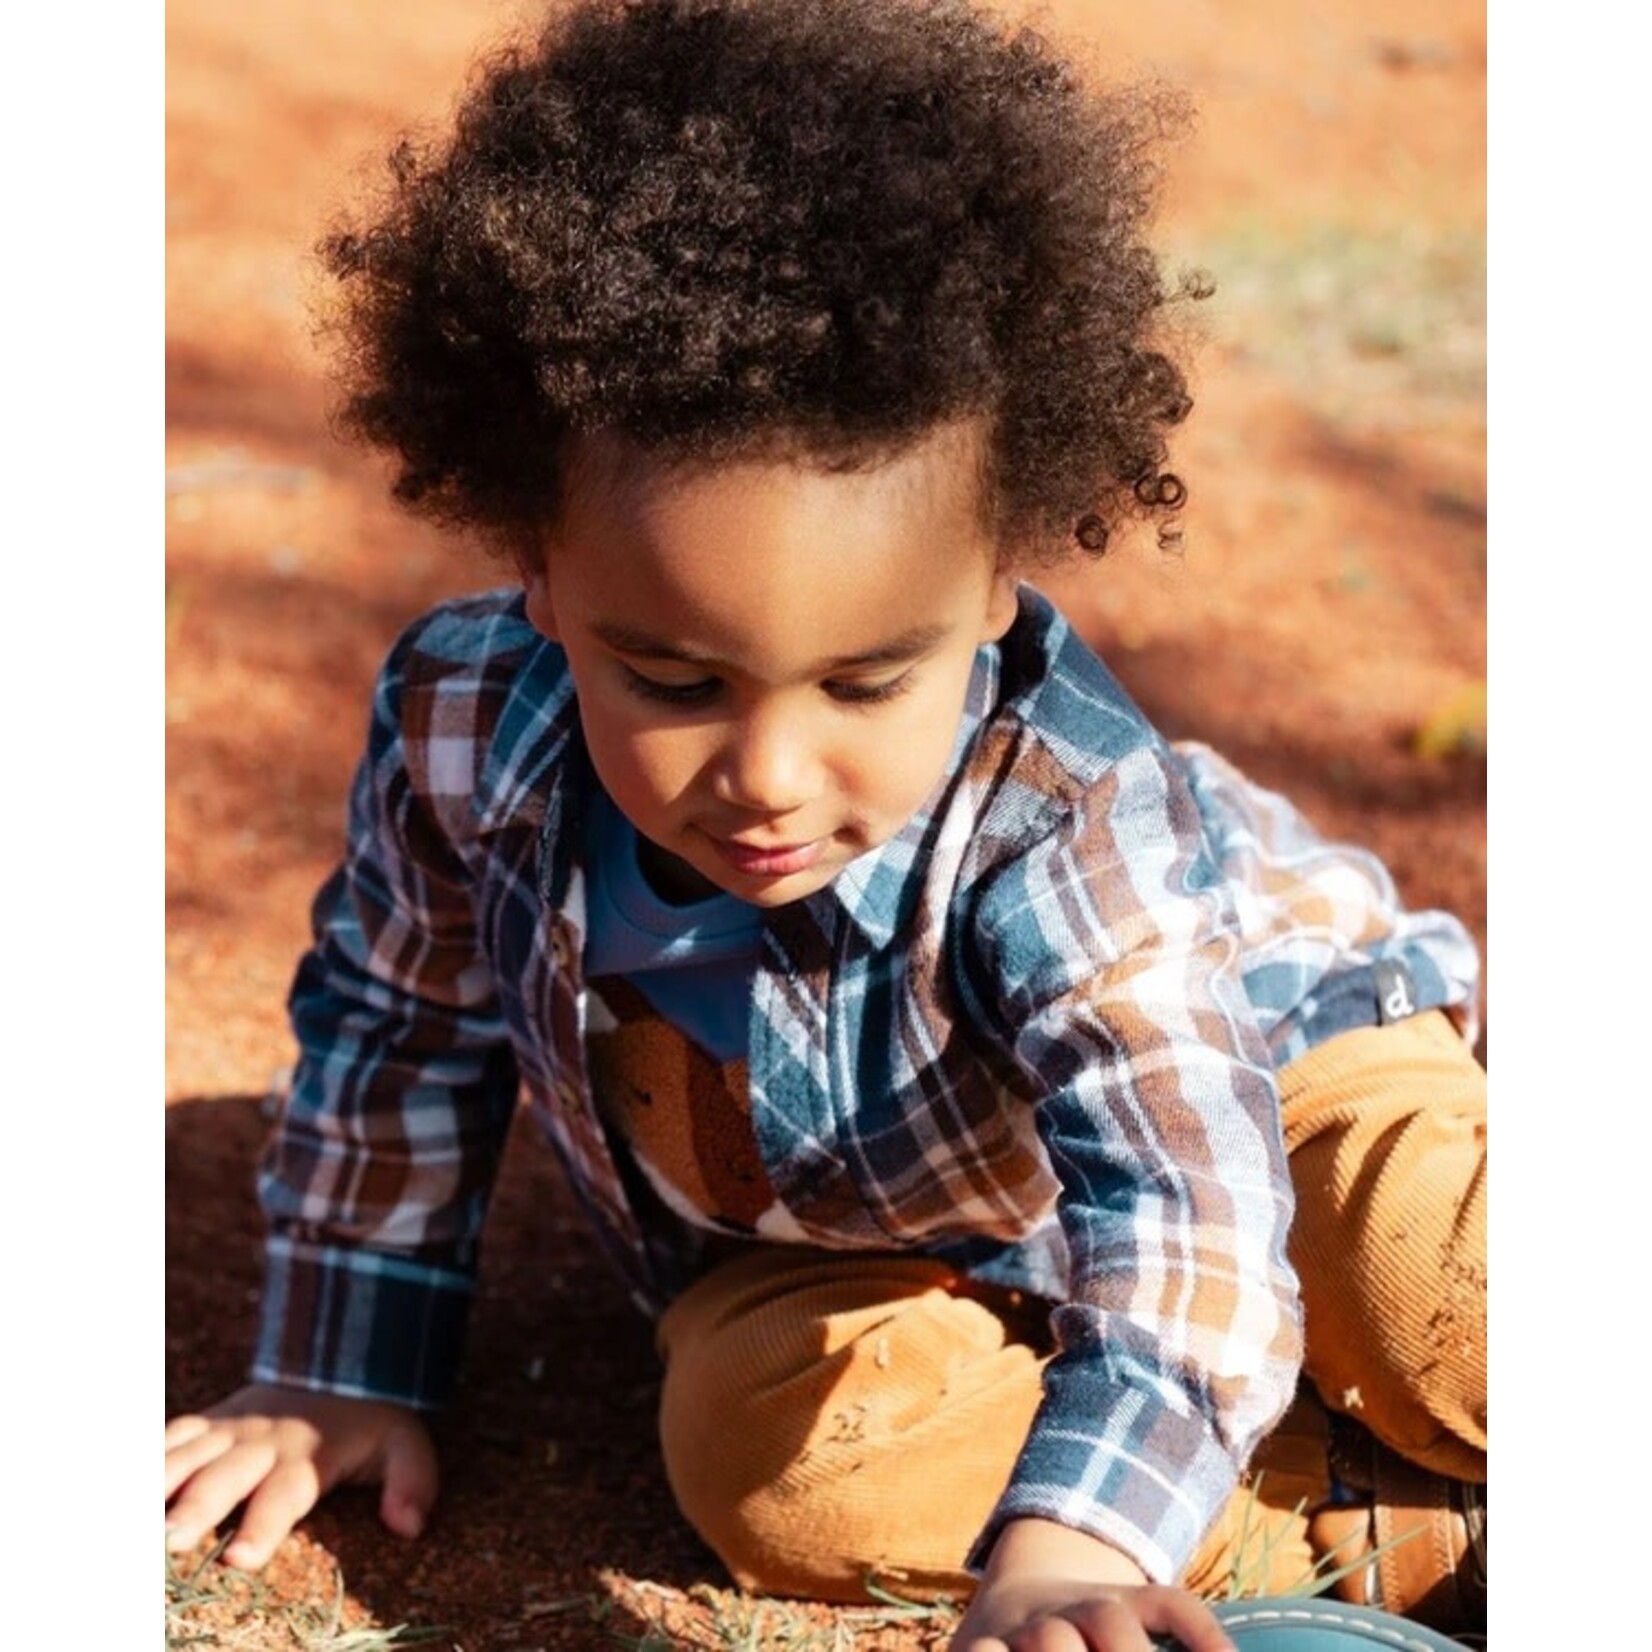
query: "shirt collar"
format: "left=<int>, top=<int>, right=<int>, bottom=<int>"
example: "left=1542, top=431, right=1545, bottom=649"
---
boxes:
left=467, top=606, right=593, bottom=912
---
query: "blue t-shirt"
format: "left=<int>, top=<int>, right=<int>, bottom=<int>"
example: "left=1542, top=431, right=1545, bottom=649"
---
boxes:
left=581, top=789, right=762, bottom=1062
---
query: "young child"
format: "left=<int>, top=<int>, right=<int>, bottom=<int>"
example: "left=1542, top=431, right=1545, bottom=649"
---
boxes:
left=163, top=2, right=1487, bottom=1647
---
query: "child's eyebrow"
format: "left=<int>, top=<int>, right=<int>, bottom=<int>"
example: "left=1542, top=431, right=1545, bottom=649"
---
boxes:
left=591, top=621, right=953, bottom=672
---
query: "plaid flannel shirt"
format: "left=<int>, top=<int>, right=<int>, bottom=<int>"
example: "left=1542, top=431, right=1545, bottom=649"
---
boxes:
left=253, top=584, right=1480, bottom=1581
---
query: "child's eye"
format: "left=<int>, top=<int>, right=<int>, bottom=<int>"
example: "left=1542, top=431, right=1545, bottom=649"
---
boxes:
left=621, top=666, right=721, bottom=707
left=824, top=672, right=914, bottom=707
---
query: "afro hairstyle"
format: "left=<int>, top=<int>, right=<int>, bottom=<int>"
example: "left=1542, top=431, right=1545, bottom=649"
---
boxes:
left=320, top=0, right=1199, bottom=560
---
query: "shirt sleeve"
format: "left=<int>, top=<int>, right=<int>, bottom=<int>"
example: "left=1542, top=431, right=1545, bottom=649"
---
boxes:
left=250, top=627, right=521, bottom=1411
left=965, top=743, right=1304, bottom=1582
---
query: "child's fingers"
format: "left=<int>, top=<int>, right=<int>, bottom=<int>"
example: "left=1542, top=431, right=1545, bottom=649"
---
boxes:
left=374, top=1419, right=440, bottom=1540
left=220, top=1457, right=327, bottom=1570
left=165, top=1414, right=214, bottom=1450
left=163, top=1392, right=434, bottom=1564
left=164, top=1422, right=240, bottom=1499
left=1131, top=1589, right=1234, bottom=1652
left=1046, top=1599, right=1159, bottom=1652
left=164, top=1437, right=281, bottom=1555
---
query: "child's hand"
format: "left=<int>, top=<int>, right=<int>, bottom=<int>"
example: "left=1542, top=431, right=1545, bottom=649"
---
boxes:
left=165, top=1383, right=438, bottom=1569
left=949, top=1519, right=1233, bottom=1652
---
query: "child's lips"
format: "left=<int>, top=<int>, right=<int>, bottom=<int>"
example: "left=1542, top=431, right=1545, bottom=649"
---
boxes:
left=708, top=834, right=827, bottom=877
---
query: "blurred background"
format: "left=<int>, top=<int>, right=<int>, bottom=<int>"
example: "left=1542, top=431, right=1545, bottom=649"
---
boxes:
left=164, top=0, right=1486, bottom=1093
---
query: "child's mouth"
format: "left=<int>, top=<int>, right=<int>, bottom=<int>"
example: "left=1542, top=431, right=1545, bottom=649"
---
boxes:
left=709, top=835, right=827, bottom=878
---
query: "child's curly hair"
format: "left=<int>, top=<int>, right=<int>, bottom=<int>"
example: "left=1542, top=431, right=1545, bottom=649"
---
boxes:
left=321, top=0, right=1198, bottom=560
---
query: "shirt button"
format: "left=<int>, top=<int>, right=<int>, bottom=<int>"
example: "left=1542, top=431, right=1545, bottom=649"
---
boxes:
left=555, top=1078, right=584, bottom=1115
left=548, top=923, right=574, bottom=969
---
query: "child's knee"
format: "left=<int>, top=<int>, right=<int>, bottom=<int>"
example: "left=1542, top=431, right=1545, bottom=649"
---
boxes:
left=1278, top=1012, right=1487, bottom=1477
left=656, top=1248, right=1045, bottom=1599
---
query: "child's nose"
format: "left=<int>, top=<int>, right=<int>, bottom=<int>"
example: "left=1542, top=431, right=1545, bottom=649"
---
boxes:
left=712, top=709, right=819, bottom=814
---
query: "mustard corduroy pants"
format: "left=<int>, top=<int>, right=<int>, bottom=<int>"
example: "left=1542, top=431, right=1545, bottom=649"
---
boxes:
left=655, top=1011, right=1486, bottom=1601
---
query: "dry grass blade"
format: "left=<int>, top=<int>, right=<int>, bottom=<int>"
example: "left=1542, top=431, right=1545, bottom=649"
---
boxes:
left=1204, top=1475, right=1439, bottom=1606
left=857, top=1575, right=962, bottom=1624
left=1284, top=1517, right=1436, bottom=1602
left=590, top=1574, right=964, bottom=1651
left=164, top=1542, right=453, bottom=1652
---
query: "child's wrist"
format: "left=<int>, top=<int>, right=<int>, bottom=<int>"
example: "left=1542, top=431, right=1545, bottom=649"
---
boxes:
left=983, top=1516, right=1150, bottom=1589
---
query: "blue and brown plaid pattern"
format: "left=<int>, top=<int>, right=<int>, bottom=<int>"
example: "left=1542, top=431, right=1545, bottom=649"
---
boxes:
left=253, top=584, right=1479, bottom=1580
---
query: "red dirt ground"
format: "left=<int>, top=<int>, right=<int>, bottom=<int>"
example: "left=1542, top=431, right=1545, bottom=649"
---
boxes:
left=165, top=1, right=1485, bottom=1645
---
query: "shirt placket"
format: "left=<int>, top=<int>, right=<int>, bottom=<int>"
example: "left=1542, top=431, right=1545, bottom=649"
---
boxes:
left=529, top=784, right=661, bottom=1312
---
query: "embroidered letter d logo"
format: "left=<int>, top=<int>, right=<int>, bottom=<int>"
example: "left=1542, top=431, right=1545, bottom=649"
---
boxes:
left=1373, top=960, right=1418, bottom=1025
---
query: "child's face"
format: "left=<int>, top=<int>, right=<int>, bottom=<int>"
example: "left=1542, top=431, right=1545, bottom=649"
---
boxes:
left=523, top=423, right=1019, bottom=906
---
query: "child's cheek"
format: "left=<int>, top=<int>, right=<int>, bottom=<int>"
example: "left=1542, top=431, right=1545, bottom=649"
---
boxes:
left=852, top=688, right=968, bottom=827
left=609, top=719, right=717, bottom=813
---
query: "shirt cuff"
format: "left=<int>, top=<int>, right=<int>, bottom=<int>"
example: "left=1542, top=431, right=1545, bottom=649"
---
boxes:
left=965, top=1349, right=1243, bottom=1584
left=249, top=1230, right=478, bottom=1412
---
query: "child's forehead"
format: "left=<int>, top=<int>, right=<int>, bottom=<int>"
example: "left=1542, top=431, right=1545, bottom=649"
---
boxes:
left=542, top=420, right=1008, bottom=657
left=562, top=417, right=995, bottom=519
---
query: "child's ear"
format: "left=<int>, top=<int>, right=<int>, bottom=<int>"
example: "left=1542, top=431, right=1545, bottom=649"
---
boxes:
left=518, top=555, right=561, bottom=643
left=980, top=570, right=1020, bottom=643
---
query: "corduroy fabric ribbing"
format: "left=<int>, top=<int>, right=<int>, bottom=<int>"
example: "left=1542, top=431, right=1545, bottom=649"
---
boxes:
left=1277, top=1011, right=1486, bottom=1483
left=655, top=1249, right=1315, bottom=1601
left=656, top=1251, right=1046, bottom=1599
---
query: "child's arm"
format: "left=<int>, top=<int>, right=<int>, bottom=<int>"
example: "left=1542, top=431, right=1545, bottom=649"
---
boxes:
left=960, top=741, right=1304, bottom=1608
left=166, top=606, right=526, bottom=1560
left=952, top=1519, right=1232, bottom=1652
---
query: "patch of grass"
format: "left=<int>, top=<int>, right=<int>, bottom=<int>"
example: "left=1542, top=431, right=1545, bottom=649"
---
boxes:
left=165, top=1537, right=453, bottom=1652
left=591, top=1571, right=962, bottom=1650
left=167, top=1489, right=1429, bottom=1650
left=1168, top=221, right=1485, bottom=437
left=590, top=1514, right=1436, bottom=1650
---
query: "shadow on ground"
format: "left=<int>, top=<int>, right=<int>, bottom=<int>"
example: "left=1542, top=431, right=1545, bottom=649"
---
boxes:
left=167, top=1097, right=731, bottom=1648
